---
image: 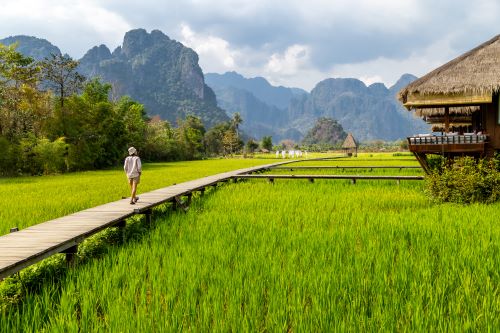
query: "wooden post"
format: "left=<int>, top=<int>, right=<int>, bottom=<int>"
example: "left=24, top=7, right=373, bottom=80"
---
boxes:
left=116, top=220, right=126, bottom=242
left=144, top=210, right=152, bottom=225
left=186, top=193, right=192, bottom=205
left=200, top=187, right=205, bottom=196
left=172, top=197, right=178, bottom=211
left=268, top=178, right=274, bottom=184
left=62, top=245, right=78, bottom=266
left=351, top=178, right=356, bottom=185
left=10, top=227, right=19, bottom=233
left=444, top=106, right=450, bottom=133
left=308, top=178, right=314, bottom=183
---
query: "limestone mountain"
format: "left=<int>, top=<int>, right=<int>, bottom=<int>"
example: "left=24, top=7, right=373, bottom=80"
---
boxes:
left=0, top=35, right=61, bottom=60
left=206, top=72, right=306, bottom=109
left=289, top=76, right=429, bottom=142
left=208, top=72, right=428, bottom=142
left=302, top=117, right=347, bottom=146
left=78, top=29, right=229, bottom=128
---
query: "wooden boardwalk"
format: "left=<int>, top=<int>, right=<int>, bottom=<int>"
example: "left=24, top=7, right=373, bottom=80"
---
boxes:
left=272, top=165, right=421, bottom=170
left=0, top=162, right=288, bottom=280
left=233, top=174, right=425, bottom=184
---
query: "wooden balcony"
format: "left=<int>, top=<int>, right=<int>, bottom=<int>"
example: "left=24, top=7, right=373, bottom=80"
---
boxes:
left=407, top=134, right=487, bottom=154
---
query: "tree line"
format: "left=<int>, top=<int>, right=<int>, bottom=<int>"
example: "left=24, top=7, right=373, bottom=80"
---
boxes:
left=0, top=43, right=271, bottom=176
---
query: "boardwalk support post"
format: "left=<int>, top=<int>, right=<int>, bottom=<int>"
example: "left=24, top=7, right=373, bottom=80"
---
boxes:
left=174, top=196, right=189, bottom=213
left=116, top=220, right=126, bottom=242
left=145, top=209, right=152, bottom=225
left=309, top=178, right=314, bottom=183
left=10, top=227, right=18, bottom=233
left=269, top=178, right=274, bottom=184
left=62, top=245, right=78, bottom=266
left=351, top=178, right=356, bottom=185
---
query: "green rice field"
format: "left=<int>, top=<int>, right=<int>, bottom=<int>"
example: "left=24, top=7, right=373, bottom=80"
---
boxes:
left=2, top=153, right=500, bottom=331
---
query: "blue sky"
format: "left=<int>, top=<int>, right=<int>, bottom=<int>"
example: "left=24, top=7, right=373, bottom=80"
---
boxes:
left=0, top=0, right=498, bottom=90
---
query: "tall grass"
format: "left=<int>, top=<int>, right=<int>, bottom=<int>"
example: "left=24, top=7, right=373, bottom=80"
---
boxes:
left=2, top=173, right=500, bottom=330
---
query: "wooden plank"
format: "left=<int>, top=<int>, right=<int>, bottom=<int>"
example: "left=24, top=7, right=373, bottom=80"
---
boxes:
left=272, top=166, right=421, bottom=169
left=233, top=174, right=424, bottom=180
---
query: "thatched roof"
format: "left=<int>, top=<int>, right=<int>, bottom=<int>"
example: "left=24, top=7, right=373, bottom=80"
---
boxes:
left=425, top=115, right=472, bottom=124
left=432, top=123, right=472, bottom=132
left=399, top=34, right=500, bottom=103
left=342, top=133, right=357, bottom=149
left=415, top=106, right=479, bottom=117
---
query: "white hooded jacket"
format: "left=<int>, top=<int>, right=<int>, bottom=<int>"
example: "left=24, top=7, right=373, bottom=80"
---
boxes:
left=124, top=155, right=142, bottom=178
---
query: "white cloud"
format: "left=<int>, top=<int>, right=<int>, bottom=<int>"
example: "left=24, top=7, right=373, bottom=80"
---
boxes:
left=0, top=0, right=131, bottom=57
left=0, top=0, right=499, bottom=91
left=266, top=44, right=310, bottom=75
left=180, top=23, right=240, bottom=72
left=331, top=36, right=458, bottom=88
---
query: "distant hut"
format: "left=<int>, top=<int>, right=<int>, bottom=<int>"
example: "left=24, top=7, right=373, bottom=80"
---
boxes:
left=398, top=34, right=500, bottom=172
left=342, top=133, right=358, bottom=157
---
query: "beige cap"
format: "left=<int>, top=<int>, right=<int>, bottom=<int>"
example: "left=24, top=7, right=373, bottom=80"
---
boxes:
left=128, top=147, right=137, bottom=155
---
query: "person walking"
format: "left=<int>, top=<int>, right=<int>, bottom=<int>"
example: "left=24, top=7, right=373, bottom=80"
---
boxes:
left=124, top=147, right=142, bottom=205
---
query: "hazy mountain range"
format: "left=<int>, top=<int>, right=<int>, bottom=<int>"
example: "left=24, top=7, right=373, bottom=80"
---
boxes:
left=206, top=72, right=427, bottom=142
left=1, top=30, right=428, bottom=142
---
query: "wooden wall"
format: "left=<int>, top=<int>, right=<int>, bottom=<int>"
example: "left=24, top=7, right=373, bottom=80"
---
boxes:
left=484, top=94, right=500, bottom=150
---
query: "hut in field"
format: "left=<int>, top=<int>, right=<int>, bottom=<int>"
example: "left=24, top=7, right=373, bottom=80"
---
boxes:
left=398, top=34, right=500, bottom=172
left=342, top=133, right=358, bottom=157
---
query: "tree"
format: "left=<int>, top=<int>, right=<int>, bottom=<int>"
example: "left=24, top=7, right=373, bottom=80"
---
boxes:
left=222, top=129, right=240, bottom=156
left=204, top=122, right=230, bottom=156
left=261, top=136, right=273, bottom=151
left=231, top=112, right=243, bottom=138
left=0, top=43, right=42, bottom=139
left=143, top=117, right=179, bottom=161
left=39, top=54, right=85, bottom=108
left=176, top=116, right=206, bottom=160
left=246, top=139, right=259, bottom=153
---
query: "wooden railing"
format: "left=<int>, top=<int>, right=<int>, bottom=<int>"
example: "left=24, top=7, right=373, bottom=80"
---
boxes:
left=408, top=134, right=488, bottom=145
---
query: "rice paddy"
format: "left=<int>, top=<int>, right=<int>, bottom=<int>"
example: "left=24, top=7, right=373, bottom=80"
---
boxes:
left=2, top=153, right=500, bottom=331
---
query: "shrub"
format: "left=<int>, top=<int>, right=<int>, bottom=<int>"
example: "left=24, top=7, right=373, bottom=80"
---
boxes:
left=427, top=154, right=446, bottom=173
left=425, top=156, right=500, bottom=204
left=34, top=137, right=69, bottom=174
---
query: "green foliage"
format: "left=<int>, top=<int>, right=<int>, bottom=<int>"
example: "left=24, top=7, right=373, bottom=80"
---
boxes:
left=245, top=139, right=259, bottom=153
left=33, top=137, right=68, bottom=174
left=204, top=122, right=230, bottom=156
left=143, top=118, right=179, bottom=161
left=261, top=135, right=273, bottom=151
left=425, top=156, right=500, bottom=204
left=39, top=53, right=85, bottom=108
left=176, top=115, right=206, bottom=160
left=426, top=154, right=445, bottom=173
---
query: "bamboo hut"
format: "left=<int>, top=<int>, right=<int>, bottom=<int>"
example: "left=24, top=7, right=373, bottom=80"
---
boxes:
left=398, top=34, right=500, bottom=172
left=342, top=133, right=358, bottom=157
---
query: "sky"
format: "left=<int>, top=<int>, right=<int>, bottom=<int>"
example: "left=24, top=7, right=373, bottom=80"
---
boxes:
left=0, top=0, right=498, bottom=91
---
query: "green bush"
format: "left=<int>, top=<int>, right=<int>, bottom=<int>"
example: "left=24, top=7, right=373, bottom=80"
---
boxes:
left=427, top=154, right=446, bottom=173
left=34, top=137, right=69, bottom=174
left=425, top=156, right=500, bottom=204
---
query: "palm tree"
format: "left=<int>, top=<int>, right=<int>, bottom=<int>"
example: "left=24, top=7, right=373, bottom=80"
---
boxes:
left=231, top=112, right=243, bottom=138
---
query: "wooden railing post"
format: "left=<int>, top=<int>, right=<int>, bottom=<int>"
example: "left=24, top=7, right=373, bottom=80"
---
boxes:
left=62, top=245, right=78, bottom=267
